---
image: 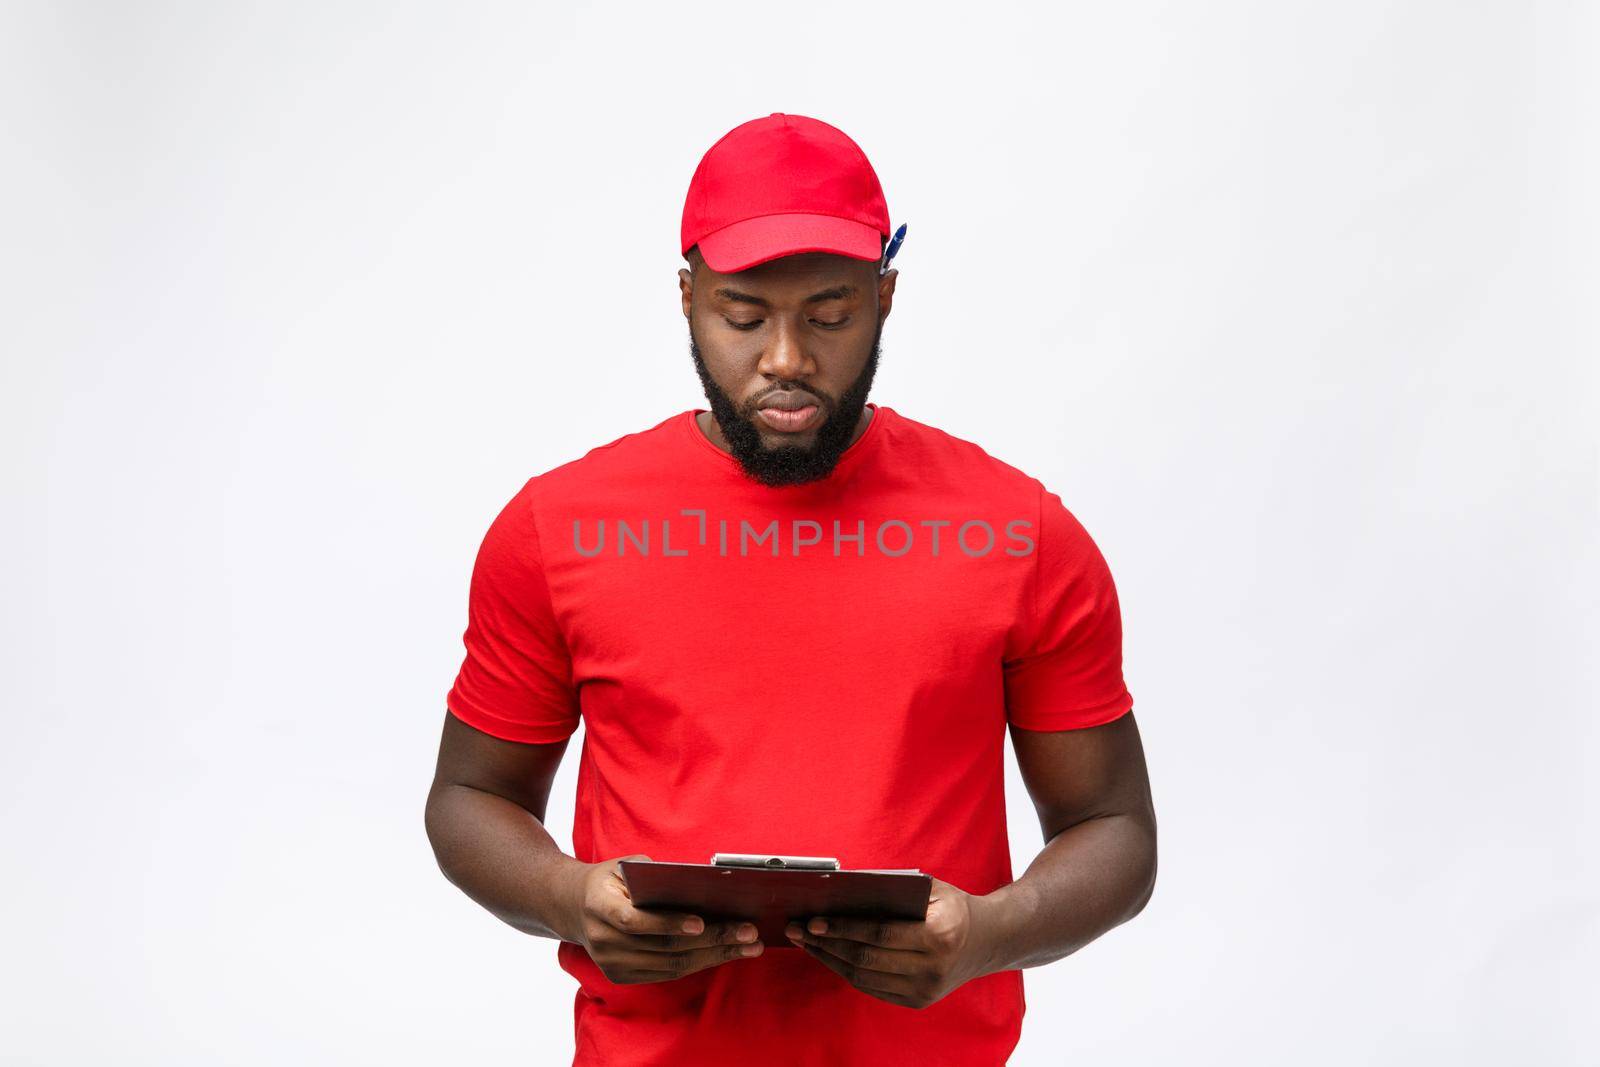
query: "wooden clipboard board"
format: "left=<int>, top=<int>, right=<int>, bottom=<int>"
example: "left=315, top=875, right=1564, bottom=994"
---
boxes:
left=619, top=854, right=932, bottom=949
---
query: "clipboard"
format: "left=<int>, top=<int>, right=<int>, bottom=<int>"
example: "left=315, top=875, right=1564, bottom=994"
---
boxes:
left=619, top=853, right=932, bottom=949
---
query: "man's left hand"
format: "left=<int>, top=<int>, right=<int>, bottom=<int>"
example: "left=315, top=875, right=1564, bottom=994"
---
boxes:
left=784, top=876, right=1000, bottom=1009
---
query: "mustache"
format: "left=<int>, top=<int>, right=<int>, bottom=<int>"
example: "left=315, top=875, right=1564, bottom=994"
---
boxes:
left=744, top=385, right=832, bottom=414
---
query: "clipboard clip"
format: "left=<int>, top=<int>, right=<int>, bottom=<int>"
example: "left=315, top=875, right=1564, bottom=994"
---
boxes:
left=711, top=853, right=841, bottom=871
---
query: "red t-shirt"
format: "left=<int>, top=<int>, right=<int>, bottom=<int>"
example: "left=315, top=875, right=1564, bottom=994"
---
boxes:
left=446, top=403, right=1134, bottom=1066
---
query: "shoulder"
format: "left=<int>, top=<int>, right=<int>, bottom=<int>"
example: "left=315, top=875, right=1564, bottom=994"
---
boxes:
left=879, top=405, right=1048, bottom=503
left=464, top=412, right=689, bottom=552
left=510, top=410, right=689, bottom=506
left=881, top=406, right=1110, bottom=557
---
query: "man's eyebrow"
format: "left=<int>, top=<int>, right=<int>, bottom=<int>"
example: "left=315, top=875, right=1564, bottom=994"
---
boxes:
left=711, top=285, right=859, bottom=307
left=803, top=285, right=858, bottom=303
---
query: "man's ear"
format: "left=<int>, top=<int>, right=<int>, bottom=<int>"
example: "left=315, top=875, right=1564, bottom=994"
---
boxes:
left=876, top=267, right=898, bottom=323
left=678, top=266, right=693, bottom=319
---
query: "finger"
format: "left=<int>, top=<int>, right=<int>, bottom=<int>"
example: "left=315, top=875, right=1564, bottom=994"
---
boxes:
left=795, top=941, right=918, bottom=1003
left=612, top=938, right=767, bottom=979
left=786, top=925, right=922, bottom=975
left=622, top=917, right=762, bottom=953
left=796, top=915, right=926, bottom=951
left=606, top=901, right=712, bottom=939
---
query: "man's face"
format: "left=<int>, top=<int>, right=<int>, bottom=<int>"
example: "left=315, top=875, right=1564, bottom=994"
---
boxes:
left=679, top=250, right=898, bottom=487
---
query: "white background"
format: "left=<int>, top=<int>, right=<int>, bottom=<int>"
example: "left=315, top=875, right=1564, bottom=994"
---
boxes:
left=4, top=2, right=1596, bottom=1063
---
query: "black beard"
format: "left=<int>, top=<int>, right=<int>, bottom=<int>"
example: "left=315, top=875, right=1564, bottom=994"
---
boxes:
left=688, top=325, right=882, bottom=487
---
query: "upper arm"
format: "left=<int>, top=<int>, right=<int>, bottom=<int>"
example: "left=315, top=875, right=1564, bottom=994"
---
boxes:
left=1002, top=480, right=1150, bottom=840
left=1009, top=711, right=1155, bottom=844
left=432, top=478, right=583, bottom=823
left=430, top=710, right=570, bottom=823
left=445, top=479, right=582, bottom=745
left=1003, top=485, right=1133, bottom=732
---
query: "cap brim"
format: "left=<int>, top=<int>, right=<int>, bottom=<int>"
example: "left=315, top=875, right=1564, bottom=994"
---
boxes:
left=695, top=213, right=883, bottom=273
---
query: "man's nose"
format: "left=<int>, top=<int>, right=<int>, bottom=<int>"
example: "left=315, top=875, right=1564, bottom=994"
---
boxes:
left=758, top=318, right=814, bottom=379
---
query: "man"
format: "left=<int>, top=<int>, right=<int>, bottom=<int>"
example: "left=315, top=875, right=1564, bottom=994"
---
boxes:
left=425, top=113, right=1157, bottom=1066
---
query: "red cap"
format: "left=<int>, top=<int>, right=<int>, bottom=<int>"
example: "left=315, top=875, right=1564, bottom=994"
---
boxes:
left=681, top=113, right=890, bottom=273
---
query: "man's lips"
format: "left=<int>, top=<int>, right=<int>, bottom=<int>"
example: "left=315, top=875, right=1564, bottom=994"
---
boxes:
left=757, top=392, right=819, bottom=412
left=754, top=392, right=822, bottom=432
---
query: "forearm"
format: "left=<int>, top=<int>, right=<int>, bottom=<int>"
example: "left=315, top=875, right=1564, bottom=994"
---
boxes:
left=424, top=781, right=590, bottom=943
left=976, top=813, right=1157, bottom=974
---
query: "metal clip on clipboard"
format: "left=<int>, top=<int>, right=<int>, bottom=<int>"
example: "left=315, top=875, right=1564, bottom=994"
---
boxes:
left=712, top=853, right=841, bottom=871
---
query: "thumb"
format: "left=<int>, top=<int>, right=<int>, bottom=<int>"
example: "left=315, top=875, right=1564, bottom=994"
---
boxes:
left=612, top=854, right=651, bottom=902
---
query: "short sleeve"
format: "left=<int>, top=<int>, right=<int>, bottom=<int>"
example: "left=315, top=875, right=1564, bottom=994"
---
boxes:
left=1003, top=484, right=1134, bottom=731
left=445, top=480, right=581, bottom=744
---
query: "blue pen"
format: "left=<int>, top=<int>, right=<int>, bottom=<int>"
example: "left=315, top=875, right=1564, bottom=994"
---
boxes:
left=880, top=222, right=907, bottom=273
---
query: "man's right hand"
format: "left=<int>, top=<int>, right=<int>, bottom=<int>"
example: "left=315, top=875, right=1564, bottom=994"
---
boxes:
left=569, top=854, right=766, bottom=984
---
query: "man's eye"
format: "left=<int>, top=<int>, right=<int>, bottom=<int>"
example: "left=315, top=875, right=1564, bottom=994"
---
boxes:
left=811, top=318, right=850, bottom=329
left=724, top=317, right=763, bottom=331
